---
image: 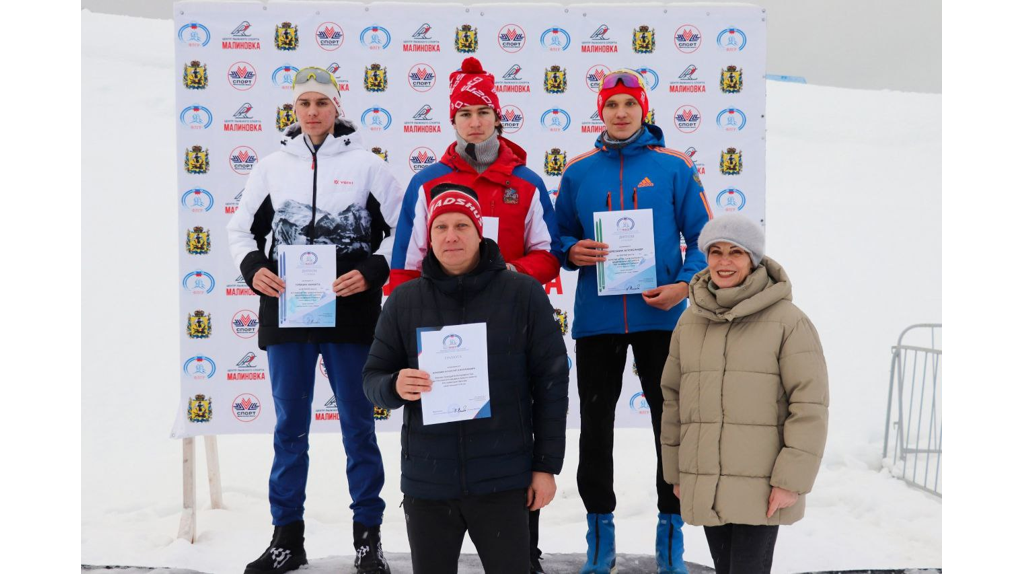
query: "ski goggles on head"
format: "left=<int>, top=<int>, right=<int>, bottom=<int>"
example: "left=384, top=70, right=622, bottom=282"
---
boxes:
left=293, top=67, right=339, bottom=89
left=601, top=69, right=647, bottom=91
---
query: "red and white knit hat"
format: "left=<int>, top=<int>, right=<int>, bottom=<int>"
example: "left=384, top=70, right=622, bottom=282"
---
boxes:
left=427, top=184, right=484, bottom=240
left=448, top=57, right=501, bottom=121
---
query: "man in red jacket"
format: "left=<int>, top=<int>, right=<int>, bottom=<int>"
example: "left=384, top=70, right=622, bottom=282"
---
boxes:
left=387, top=57, right=561, bottom=573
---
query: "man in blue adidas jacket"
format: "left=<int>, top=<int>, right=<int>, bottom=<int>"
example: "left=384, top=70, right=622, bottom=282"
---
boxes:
left=554, top=69, right=712, bottom=574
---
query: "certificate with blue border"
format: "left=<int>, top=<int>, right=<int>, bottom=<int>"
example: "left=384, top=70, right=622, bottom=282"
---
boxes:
left=278, top=244, right=336, bottom=328
left=416, top=322, right=491, bottom=425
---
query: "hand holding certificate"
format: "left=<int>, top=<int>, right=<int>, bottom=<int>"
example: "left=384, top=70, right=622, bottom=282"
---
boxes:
left=416, top=323, right=491, bottom=425
left=594, top=208, right=657, bottom=296
left=278, top=244, right=337, bottom=328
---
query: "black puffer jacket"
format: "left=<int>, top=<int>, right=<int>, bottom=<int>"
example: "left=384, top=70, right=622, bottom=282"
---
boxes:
left=363, top=239, right=569, bottom=500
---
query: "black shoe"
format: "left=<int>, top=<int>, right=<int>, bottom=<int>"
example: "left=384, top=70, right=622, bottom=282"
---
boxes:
left=530, top=549, right=545, bottom=574
left=353, top=521, right=391, bottom=574
left=244, top=521, right=308, bottom=574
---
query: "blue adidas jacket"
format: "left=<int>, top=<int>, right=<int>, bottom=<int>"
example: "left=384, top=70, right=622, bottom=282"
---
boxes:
left=555, top=124, right=712, bottom=339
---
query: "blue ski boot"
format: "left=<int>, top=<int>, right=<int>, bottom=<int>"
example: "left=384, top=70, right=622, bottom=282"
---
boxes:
left=579, top=513, right=617, bottom=574
left=655, top=513, right=688, bottom=574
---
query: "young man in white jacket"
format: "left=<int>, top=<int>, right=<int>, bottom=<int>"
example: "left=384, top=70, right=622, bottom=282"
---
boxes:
left=226, top=67, right=403, bottom=574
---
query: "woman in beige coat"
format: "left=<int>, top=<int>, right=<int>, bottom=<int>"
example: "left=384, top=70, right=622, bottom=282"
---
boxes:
left=660, top=214, right=828, bottom=574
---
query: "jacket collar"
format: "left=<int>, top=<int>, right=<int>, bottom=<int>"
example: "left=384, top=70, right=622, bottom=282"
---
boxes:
left=441, top=137, right=526, bottom=185
left=593, top=123, right=665, bottom=157
left=281, top=118, right=362, bottom=158
left=688, top=256, right=793, bottom=322
left=421, top=238, right=507, bottom=297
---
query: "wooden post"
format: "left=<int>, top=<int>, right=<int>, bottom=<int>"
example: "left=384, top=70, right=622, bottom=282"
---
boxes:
left=204, top=435, right=224, bottom=509
left=178, top=437, right=197, bottom=543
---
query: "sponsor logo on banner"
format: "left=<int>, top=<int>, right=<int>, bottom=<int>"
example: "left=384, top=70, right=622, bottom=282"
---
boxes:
left=226, top=274, right=256, bottom=297
left=181, top=189, right=214, bottom=213
left=636, top=67, right=659, bottom=90
left=585, top=65, right=611, bottom=93
left=670, top=65, right=707, bottom=93
left=187, top=310, right=212, bottom=339
left=227, top=352, right=267, bottom=381
left=404, top=23, right=440, bottom=52
left=496, top=65, right=531, bottom=93
left=582, top=24, right=617, bottom=53
left=720, top=148, right=743, bottom=175
left=717, top=27, right=747, bottom=51
left=188, top=394, right=212, bottom=423
left=553, top=308, right=569, bottom=335
left=185, top=145, right=210, bottom=174
left=225, top=189, right=244, bottom=214
left=318, top=356, right=328, bottom=378
left=544, top=274, right=563, bottom=295
left=443, top=334, right=463, bottom=350
left=232, top=394, right=262, bottom=422
left=540, top=27, right=570, bottom=51
left=500, top=105, right=525, bottom=134
left=632, top=25, right=655, bottom=53
left=222, top=21, right=261, bottom=50
left=183, top=61, right=208, bottom=89
left=541, top=108, right=571, bottom=132
left=716, top=108, right=747, bottom=131
left=455, top=25, right=478, bottom=53
left=409, top=147, right=437, bottom=173
left=183, top=271, right=215, bottom=295
left=186, top=226, right=211, bottom=255
left=361, top=107, right=392, bottom=132
left=178, top=22, right=211, bottom=48
left=498, top=24, right=526, bottom=53
left=180, top=105, right=213, bottom=130
left=183, top=356, right=216, bottom=380
left=629, top=392, right=650, bottom=415
left=646, top=108, right=656, bottom=125
left=685, top=147, right=707, bottom=176
left=364, top=64, right=388, bottom=92
left=323, top=63, right=352, bottom=92
left=361, top=25, right=392, bottom=50
left=408, top=64, right=436, bottom=92
left=276, top=104, right=297, bottom=132
left=229, top=146, right=259, bottom=174
left=227, top=62, right=257, bottom=90
left=232, top=310, right=259, bottom=339
left=716, top=188, right=747, bottom=212
left=544, top=148, right=567, bottom=176
left=224, top=103, right=263, bottom=132
left=275, top=22, right=298, bottom=50
left=272, top=65, right=299, bottom=90
left=315, top=395, right=339, bottom=421
left=720, top=66, right=743, bottom=93
left=371, top=147, right=389, bottom=162
left=673, top=106, right=701, bottom=133
left=316, top=22, right=344, bottom=51
left=544, top=66, right=567, bottom=94
left=674, top=25, right=702, bottom=53
left=581, top=110, right=605, bottom=133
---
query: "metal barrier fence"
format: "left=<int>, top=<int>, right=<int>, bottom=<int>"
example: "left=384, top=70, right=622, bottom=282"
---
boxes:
left=883, top=324, right=942, bottom=497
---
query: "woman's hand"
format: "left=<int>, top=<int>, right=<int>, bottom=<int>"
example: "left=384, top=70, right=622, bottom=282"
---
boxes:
left=642, top=283, right=689, bottom=310
left=767, top=486, right=799, bottom=518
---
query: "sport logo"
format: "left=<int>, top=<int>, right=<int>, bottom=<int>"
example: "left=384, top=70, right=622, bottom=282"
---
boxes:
left=581, top=110, right=605, bottom=133
left=496, top=65, right=531, bottom=93
left=232, top=310, right=259, bottom=339
left=180, top=105, right=212, bottom=130
left=316, top=22, right=344, bottom=51
left=405, top=23, right=440, bottom=52
left=225, top=273, right=255, bottom=297
left=720, top=66, right=743, bottom=93
left=636, top=67, right=659, bottom=91
left=186, top=226, right=211, bottom=255
left=500, top=105, right=525, bottom=134
left=186, top=310, right=212, bottom=339
left=361, top=25, right=392, bottom=50
left=544, top=66, right=567, bottom=94
left=616, top=217, right=635, bottom=232
left=181, top=189, right=214, bottom=213
left=408, top=64, right=437, bottom=92
left=585, top=65, right=611, bottom=93
left=229, top=146, right=259, bottom=174
left=184, top=146, right=209, bottom=174
left=183, top=271, right=216, bottom=295
left=324, top=63, right=352, bottom=92
left=272, top=65, right=299, bottom=89
left=361, top=107, right=393, bottom=132
left=227, top=351, right=266, bottom=381
left=237, top=352, right=257, bottom=368
left=720, top=148, right=743, bottom=175
left=503, top=64, right=524, bottom=81
left=673, top=105, right=702, bottom=133
left=629, top=392, right=650, bottom=415
left=674, top=25, right=702, bottom=53
left=443, top=334, right=463, bottom=350
left=540, top=27, right=570, bottom=51
left=228, top=62, right=257, bottom=90
left=716, top=188, right=747, bottom=212
left=716, top=108, right=747, bottom=131
left=364, top=64, right=388, bottom=92
left=455, top=24, right=478, bottom=53
left=413, top=23, right=432, bottom=39
left=275, top=22, right=298, bottom=50
left=224, top=103, right=262, bottom=132
left=178, top=22, right=211, bottom=47
left=299, top=251, right=319, bottom=265
left=632, top=25, right=655, bottom=53
left=183, top=61, right=208, bottom=89
left=670, top=65, right=707, bottom=93
left=498, top=24, right=526, bottom=53
left=230, top=21, right=252, bottom=37
left=717, top=27, right=747, bottom=51
left=183, top=356, right=216, bottom=380
left=409, top=147, right=437, bottom=173
left=582, top=24, right=617, bottom=53
left=591, top=25, right=610, bottom=41
left=541, top=108, right=571, bottom=132
left=232, top=394, right=262, bottom=422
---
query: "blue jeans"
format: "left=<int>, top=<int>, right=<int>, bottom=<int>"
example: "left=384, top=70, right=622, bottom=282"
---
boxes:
left=267, top=342, right=386, bottom=526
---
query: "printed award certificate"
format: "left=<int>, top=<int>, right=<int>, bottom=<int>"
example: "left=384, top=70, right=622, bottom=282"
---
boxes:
left=594, top=208, right=657, bottom=296
left=416, top=322, right=491, bottom=425
left=278, top=244, right=336, bottom=328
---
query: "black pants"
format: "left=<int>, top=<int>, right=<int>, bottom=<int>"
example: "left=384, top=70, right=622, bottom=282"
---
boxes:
left=404, top=489, right=530, bottom=573
left=576, top=331, right=680, bottom=514
left=703, top=524, right=780, bottom=574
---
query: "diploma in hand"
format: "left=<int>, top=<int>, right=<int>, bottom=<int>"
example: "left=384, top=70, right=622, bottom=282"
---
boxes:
left=278, top=244, right=337, bottom=328
left=416, top=323, right=491, bottom=425
left=594, top=208, right=657, bottom=296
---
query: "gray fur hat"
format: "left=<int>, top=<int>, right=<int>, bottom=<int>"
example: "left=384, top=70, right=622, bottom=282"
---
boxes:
left=697, top=214, right=765, bottom=267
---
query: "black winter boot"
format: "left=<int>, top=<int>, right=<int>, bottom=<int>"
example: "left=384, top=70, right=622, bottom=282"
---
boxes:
left=244, top=520, right=308, bottom=574
left=353, top=521, right=391, bottom=574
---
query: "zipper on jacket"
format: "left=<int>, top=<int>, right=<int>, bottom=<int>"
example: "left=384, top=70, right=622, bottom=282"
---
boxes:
left=306, top=144, right=319, bottom=243
left=632, top=187, right=638, bottom=209
left=619, top=151, right=629, bottom=334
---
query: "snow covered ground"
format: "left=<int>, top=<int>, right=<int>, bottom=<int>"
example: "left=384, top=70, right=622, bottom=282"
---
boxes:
left=82, top=10, right=941, bottom=573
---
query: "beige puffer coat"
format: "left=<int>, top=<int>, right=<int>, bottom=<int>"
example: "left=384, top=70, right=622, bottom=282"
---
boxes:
left=661, top=256, right=828, bottom=526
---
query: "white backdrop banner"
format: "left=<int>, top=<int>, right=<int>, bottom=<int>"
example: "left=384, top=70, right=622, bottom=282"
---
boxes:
left=171, top=1, right=767, bottom=438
